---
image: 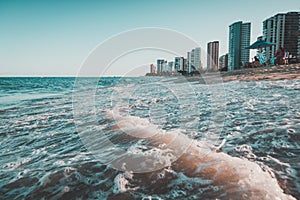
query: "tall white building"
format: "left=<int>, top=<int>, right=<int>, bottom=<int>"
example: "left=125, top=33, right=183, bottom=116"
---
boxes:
left=156, top=59, right=165, bottom=74
left=187, top=47, right=202, bottom=73
left=187, top=52, right=192, bottom=73
left=193, top=47, right=202, bottom=71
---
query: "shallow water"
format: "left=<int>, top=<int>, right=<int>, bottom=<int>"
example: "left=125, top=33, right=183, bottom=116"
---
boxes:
left=0, top=77, right=299, bottom=199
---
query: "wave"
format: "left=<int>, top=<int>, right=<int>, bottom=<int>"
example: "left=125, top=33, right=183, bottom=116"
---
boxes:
left=105, top=109, right=296, bottom=200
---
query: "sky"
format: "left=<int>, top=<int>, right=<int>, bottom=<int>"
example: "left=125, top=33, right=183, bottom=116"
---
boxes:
left=0, top=0, right=299, bottom=76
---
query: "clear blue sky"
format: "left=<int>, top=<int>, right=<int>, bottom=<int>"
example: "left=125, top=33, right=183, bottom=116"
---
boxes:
left=0, top=0, right=299, bottom=76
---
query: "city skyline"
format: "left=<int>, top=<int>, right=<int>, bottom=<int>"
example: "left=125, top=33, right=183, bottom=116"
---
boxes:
left=147, top=9, right=300, bottom=75
left=1, top=0, right=300, bottom=76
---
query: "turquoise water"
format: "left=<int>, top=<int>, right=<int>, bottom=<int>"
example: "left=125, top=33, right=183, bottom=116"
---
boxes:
left=0, top=77, right=299, bottom=199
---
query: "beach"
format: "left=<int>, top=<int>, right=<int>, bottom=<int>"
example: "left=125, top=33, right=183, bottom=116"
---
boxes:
left=222, top=64, right=300, bottom=82
left=163, top=63, right=300, bottom=85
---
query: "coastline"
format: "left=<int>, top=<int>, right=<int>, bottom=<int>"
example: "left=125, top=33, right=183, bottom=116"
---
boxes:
left=221, top=63, right=300, bottom=82
left=167, top=63, right=300, bottom=84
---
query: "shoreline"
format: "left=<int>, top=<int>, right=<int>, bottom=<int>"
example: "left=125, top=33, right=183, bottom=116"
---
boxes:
left=221, top=63, right=300, bottom=82
left=168, top=63, right=300, bottom=84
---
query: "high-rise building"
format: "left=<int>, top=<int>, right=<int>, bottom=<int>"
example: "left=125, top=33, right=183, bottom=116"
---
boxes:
left=183, top=58, right=187, bottom=72
left=228, top=21, right=251, bottom=71
left=150, top=64, right=155, bottom=74
left=168, top=61, right=174, bottom=73
left=263, top=12, right=300, bottom=60
left=156, top=59, right=165, bottom=74
left=219, top=54, right=228, bottom=70
left=187, top=48, right=202, bottom=73
left=191, top=49, right=195, bottom=71
left=163, top=60, right=168, bottom=72
left=193, top=47, right=202, bottom=71
left=207, top=41, right=220, bottom=71
left=174, top=57, right=184, bottom=72
left=187, top=51, right=192, bottom=73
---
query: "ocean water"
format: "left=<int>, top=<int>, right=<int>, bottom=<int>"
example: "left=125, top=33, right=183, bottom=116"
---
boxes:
left=0, top=77, right=299, bottom=199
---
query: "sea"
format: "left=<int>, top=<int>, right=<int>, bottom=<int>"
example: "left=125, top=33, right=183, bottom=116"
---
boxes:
left=0, top=77, right=299, bottom=199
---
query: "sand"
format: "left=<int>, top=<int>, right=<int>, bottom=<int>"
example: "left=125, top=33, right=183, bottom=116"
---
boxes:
left=221, top=63, right=300, bottom=82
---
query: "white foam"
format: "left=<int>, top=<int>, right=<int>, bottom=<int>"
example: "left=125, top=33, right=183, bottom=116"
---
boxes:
left=106, top=109, right=163, bottom=139
left=267, top=155, right=291, bottom=167
left=113, top=171, right=137, bottom=194
left=105, top=109, right=296, bottom=199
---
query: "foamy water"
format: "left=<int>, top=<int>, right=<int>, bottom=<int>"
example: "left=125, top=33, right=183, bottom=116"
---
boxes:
left=0, top=77, right=299, bottom=199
